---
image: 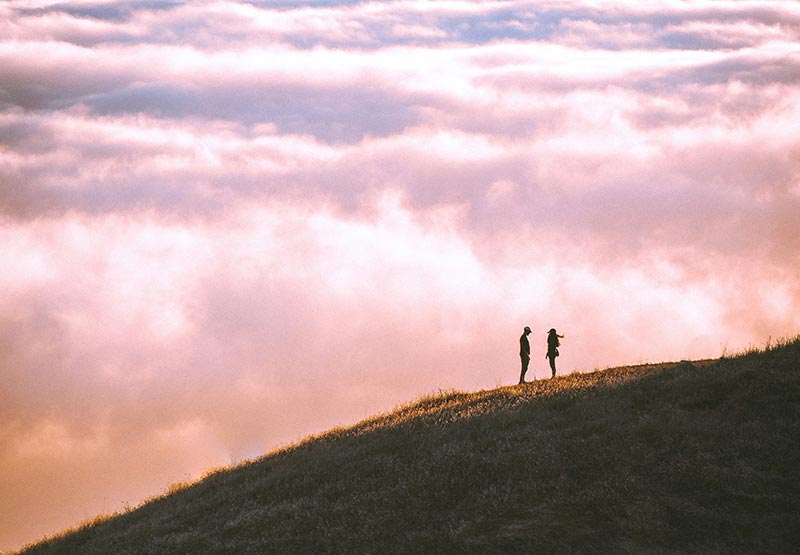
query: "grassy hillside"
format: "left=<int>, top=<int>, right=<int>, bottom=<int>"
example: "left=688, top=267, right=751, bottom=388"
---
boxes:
left=20, top=338, right=800, bottom=554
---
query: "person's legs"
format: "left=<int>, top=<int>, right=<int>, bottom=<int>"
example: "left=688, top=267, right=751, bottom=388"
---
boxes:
left=519, top=356, right=529, bottom=384
left=548, top=355, right=556, bottom=378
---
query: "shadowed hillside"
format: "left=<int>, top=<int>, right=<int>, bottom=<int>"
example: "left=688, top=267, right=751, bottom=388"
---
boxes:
left=20, top=338, right=800, bottom=554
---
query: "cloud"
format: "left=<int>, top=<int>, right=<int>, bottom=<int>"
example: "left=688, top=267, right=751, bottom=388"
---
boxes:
left=2, top=0, right=800, bottom=551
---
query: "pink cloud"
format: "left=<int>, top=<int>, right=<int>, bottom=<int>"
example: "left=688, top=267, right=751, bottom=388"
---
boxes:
left=2, top=0, right=800, bottom=551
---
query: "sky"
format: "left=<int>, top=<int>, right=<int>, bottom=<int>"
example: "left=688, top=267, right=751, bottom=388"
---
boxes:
left=1, top=0, right=799, bottom=550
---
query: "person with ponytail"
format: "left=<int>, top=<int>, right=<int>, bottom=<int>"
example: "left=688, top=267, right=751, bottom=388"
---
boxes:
left=546, top=328, right=564, bottom=378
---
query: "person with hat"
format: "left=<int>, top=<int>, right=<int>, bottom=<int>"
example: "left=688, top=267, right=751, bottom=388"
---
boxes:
left=519, top=326, right=532, bottom=384
left=546, top=328, right=565, bottom=378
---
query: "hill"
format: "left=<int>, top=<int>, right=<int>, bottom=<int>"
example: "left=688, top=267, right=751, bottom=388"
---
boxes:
left=19, top=338, right=800, bottom=554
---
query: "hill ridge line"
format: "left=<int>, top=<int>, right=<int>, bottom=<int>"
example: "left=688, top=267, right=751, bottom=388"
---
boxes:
left=20, top=338, right=800, bottom=554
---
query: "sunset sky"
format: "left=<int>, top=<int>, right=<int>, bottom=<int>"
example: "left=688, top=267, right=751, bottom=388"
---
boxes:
left=2, top=0, right=799, bottom=550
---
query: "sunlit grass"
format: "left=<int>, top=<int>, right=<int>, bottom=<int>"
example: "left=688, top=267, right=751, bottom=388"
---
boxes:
left=19, top=336, right=800, bottom=554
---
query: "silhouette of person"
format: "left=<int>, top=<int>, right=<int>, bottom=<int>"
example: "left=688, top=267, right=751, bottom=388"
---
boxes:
left=546, top=328, right=564, bottom=378
left=519, top=326, right=532, bottom=384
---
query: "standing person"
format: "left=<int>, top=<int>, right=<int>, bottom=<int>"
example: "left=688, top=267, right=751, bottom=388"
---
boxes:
left=519, top=326, right=532, bottom=384
left=546, top=328, right=564, bottom=378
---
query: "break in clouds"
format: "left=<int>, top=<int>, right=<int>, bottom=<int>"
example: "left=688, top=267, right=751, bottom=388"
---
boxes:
left=1, top=0, right=799, bottom=550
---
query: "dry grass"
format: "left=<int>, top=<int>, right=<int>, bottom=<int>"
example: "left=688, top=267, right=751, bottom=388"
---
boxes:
left=19, top=336, right=800, bottom=554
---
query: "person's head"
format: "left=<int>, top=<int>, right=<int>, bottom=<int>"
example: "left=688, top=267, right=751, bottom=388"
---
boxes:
left=548, top=328, right=557, bottom=335
left=524, top=326, right=531, bottom=335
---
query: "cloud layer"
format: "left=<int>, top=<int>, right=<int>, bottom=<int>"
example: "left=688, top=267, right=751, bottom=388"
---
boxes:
left=2, top=0, right=800, bottom=550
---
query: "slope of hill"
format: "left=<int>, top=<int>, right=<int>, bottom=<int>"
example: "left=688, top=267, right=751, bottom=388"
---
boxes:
left=20, top=338, right=800, bottom=554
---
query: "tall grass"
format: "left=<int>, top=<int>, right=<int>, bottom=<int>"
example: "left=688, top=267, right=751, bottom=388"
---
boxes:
left=20, top=336, right=800, bottom=554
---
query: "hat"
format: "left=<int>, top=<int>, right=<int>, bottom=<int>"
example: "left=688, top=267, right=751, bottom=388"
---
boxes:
left=524, top=326, right=531, bottom=332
